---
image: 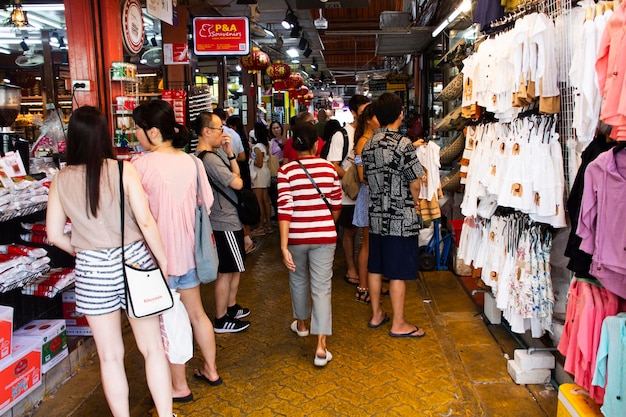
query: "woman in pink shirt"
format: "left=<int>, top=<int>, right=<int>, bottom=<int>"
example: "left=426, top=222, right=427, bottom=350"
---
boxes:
left=132, top=100, right=222, bottom=403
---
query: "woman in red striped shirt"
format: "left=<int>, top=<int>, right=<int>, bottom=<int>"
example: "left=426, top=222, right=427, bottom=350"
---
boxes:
left=277, top=122, right=342, bottom=367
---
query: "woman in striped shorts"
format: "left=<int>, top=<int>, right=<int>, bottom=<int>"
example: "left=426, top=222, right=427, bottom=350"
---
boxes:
left=46, top=106, right=173, bottom=417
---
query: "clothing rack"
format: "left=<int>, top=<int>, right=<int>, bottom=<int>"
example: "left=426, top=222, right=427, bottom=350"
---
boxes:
left=484, top=0, right=545, bottom=34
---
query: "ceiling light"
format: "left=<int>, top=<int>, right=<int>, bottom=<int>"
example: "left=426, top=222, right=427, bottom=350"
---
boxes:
left=8, top=0, right=28, bottom=28
left=286, top=47, right=299, bottom=58
left=236, top=64, right=242, bottom=71
left=303, top=47, right=312, bottom=58
left=314, top=9, right=328, bottom=30
left=282, top=10, right=297, bottom=29
left=432, top=0, right=472, bottom=38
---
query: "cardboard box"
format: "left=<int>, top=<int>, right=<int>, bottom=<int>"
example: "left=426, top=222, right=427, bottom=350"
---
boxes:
left=14, top=320, right=68, bottom=374
left=0, top=336, right=41, bottom=413
left=0, top=306, right=13, bottom=363
left=556, top=383, right=603, bottom=417
left=62, top=291, right=92, bottom=336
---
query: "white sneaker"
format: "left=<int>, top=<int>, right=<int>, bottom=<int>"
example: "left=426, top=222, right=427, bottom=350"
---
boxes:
left=314, top=350, right=333, bottom=367
left=290, top=320, right=309, bottom=337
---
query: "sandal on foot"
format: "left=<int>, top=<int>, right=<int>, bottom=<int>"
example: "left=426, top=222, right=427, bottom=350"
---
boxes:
left=344, top=275, right=359, bottom=285
left=250, top=228, right=265, bottom=237
left=264, top=226, right=273, bottom=233
left=367, top=313, right=390, bottom=328
left=193, top=369, right=223, bottom=386
left=381, top=288, right=390, bottom=297
left=356, top=287, right=371, bottom=304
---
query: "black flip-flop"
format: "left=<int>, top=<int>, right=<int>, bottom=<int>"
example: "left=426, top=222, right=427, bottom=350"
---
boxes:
left=193, top=370, right=223, bottom=386
left=367, top=313, right=390, bottom=328
left=173, top=393, right=194, bottom=403
left=389, top=327, right=426, bottom=338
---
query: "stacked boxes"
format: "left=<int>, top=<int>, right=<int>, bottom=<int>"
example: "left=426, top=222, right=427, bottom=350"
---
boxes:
left=0, top=306, right=13, bottom=361
left=507, top=349, right=554, bottom=385
left=0, top=336, right=42, bottom=413
left=14, top=319, right=68, bottom=374
left=62, top=290, right=92, bottom=336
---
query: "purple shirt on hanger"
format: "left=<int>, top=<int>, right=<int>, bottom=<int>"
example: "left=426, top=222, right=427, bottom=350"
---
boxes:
left=473, top=0, right=505, bottom=28
left=577, top=149, right=626, bottom=298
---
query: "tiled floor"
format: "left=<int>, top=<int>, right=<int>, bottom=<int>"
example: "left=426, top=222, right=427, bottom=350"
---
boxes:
left=33, top=230, right=557, bottom=416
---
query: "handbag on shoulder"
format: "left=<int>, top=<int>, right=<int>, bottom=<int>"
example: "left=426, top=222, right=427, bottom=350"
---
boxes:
left=191, top=155, right=219, bottom=284
left=118, top=161, right=173, bottom=319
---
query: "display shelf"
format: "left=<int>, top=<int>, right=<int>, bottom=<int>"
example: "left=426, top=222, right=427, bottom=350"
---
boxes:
left=0, top=202, right=47, bottom=223
left=0, top=267, right=51, bottom=293
left=110, top=63, right=139, bottom=149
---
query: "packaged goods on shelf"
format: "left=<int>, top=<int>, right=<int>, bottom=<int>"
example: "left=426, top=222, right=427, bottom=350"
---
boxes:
left=0, top=336, right=41, bottom=413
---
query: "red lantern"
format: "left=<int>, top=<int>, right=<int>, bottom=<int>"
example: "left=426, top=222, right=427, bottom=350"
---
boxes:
left=239, top=47, right=270, bottom=74
left=286, top=73, right=304, bottom=92
left=266, top=61, right=291, bottom=82
left=304, top=92, right=315, bottom=102
left=273, top=79, right=287, bottom=91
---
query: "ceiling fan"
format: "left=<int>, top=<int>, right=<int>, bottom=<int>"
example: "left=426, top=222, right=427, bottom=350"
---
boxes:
left=15, top=51, right=44, bottom=68
left=141, top=47, right=162, bottom=68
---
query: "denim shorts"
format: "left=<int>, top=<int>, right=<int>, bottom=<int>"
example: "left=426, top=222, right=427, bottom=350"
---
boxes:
left=168, top=268, right=200, bottom=290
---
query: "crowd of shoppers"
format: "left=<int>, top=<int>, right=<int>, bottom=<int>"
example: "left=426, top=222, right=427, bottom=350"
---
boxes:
left=46, top=92, right=426, bottom=411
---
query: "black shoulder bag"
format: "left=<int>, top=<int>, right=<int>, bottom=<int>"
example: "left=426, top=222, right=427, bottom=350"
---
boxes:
left=295, top=160, right=333, bottom=213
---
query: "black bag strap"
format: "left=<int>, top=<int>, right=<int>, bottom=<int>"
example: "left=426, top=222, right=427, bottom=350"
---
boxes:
left=118, top=160, right=126, bottom=263
left=295, top=160, right=333, bottom=213
left=198, top=150, right=239, bottom=210
left=340, top=128, right=349, bottom=163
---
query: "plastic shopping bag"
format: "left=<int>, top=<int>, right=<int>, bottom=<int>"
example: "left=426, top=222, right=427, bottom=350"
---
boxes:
left=160, top=290, right=193, bottom=364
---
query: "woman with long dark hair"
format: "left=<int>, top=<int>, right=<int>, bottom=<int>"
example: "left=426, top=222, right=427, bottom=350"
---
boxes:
left=132, top=99, right=222, bottom=402
left=46, top=106, right=173, bottom=417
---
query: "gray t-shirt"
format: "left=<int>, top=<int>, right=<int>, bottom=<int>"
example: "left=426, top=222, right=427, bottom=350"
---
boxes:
left=197, top=149, right=242, bottom=231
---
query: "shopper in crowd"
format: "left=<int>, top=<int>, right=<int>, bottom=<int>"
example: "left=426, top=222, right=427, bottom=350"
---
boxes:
left=282, top=112, right=325, bottom=164
left=316, top=108, right=328, bottom=138
left=249, top=122, right=272, bottom=236
left=221, top=111, right=255, bottom=254
left=226, top=115, right=251, bottom=189
left=362, top=93, right=426, bottom=338
left=46, top=106, right=173, bottom=417
left=326, top=94, right=370, bottom=286
left=270, top=121, right=286, bottom=164
left=131, top=100, right=222, bottom=402
left=269, top=121, right=286, bottom=217
left=278, top=122, right=342, bottom=367
left=352, top=103, right=379, bottom=303
left=322, top=119, right=342, bottom=147
left=195, top=111, right=251, bottom=333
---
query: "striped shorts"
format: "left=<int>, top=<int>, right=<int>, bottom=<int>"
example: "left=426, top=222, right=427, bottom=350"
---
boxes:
left=74, top=240, right=155, bottom=316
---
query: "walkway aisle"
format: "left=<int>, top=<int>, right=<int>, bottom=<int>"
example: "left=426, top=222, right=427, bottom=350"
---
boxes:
left=33, top=231, right=557, bottom=417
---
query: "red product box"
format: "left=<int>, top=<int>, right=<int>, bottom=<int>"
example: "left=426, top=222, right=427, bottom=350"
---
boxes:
left=0, top=336, right=41, bottom=413
left=62, top=291, right=91, bottom=336
left=14, top=320, right=68, bottom=374
left=0, top=306, right=13, bottom=363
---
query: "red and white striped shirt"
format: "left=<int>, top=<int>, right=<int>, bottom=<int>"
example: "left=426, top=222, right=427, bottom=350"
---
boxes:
left=277, top=156, right=342, bottom=245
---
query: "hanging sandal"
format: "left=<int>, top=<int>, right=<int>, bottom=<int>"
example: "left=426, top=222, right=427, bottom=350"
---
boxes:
left=356, top=287, right=371, bottom=304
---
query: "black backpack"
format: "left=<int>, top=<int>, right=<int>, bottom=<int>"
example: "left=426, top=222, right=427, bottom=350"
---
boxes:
left=320, top=128, right=349, bottom=162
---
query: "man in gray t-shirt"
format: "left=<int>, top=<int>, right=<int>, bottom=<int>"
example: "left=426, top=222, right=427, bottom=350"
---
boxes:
left=196, top=111, right=250, bottom=334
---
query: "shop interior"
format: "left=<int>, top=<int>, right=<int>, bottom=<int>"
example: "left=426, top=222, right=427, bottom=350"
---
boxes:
left=0, top=0, right=624, bottom=416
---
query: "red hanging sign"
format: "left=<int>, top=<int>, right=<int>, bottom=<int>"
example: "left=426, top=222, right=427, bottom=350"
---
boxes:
left=193, top=17, right=249, bottom=56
